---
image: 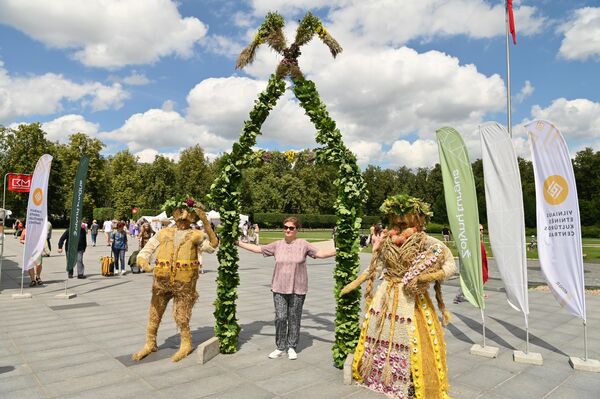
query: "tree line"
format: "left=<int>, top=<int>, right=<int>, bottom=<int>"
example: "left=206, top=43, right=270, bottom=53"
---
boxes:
left=2, top=123, right=600, bottom=231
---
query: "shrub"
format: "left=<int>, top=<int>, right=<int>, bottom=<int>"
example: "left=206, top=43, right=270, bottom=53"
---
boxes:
left=93, top=208, right=114, bottom=224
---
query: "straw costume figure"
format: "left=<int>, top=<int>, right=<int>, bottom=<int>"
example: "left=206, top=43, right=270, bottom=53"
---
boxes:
left=341, top=194, right=456, bottom=399
left=132, top=196, right=218, bottom=362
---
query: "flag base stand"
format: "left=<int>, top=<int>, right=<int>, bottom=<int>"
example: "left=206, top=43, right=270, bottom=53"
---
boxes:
left=12, top=293, right=32, bottom=299
left=470, top=344, right=499, bottom=358
left=196, top=337, right=220, bottom=365
left=55, top=292, right=76, bottom=299
left=513, top=350, right=543, bottom=365
left=569, top=357, right=600, bottom=373
left=342, top=353, right=355, bottom=385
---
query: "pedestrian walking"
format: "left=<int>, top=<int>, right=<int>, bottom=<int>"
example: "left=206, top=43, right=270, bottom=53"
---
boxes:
left=90, top=220, right=99, bottom=246
left=103, top=219, right=113, bottom=246
left=58, top=223, right=88, bottom=279
left=111, top=221, right=128, bottom=275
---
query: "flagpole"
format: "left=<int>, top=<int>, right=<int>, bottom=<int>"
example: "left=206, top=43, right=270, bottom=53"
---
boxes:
left=505, top=1, right=513, bottom=137
left=0, top=173, right=8, bottom=287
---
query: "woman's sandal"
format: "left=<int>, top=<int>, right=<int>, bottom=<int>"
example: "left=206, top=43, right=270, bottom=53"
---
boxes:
left=36, top=277, right=43, bottom=286
left=29, top=280, right=37, bottom=287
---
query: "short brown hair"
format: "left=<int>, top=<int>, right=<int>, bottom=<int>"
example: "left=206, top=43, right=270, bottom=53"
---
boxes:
left=283, top=217, right=300, bottom=228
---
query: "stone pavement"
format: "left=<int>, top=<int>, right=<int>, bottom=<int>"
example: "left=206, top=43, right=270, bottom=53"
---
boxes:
left=0, top=232, right=599, bottom=399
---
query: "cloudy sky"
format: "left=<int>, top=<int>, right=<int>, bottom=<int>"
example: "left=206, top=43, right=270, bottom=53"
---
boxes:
left=1, top=0, right=599, bottom=167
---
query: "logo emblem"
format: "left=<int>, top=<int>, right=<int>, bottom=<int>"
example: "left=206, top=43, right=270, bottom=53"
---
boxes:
left=32, top=188, right=44, bottom=206
left=543, top=175, right=568, bottom=205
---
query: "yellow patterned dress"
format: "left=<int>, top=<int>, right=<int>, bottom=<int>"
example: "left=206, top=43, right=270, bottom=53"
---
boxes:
left=352, top=234, right=456, bottom=399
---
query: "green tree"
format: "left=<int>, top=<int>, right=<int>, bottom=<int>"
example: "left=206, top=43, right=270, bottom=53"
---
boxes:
left=56, top=133, right=108, bottom=221
left=176, top=145, right=214, bottom=201
left=0, top=123, right=64, bottom=218
left=108, top=150, right=139, bottom=220
left=137, top=155, right=178, bottom=209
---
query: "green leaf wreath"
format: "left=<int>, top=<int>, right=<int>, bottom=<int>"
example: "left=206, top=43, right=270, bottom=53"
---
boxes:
left=208, top=12, right=366, bottom=368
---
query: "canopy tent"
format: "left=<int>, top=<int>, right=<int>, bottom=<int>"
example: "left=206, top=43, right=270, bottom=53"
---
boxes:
left=205, top=211, right=248, bottom=227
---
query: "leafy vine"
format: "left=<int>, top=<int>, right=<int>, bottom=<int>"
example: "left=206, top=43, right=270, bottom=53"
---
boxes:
left=208, top=12, right=366, bottom=367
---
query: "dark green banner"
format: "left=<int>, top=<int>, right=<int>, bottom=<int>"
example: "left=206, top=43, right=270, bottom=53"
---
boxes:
left=66, top=156, right=89, bottom=273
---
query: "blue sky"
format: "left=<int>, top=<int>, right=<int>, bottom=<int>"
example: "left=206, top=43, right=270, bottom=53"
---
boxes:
left=1, top=0, right=599, bottom=167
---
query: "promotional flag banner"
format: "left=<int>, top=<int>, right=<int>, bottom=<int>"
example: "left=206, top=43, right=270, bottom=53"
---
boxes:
left=22, top=155, right=53, bottom=271
left=66, top=156, right=90, bottom=273
left=480, top=122, right=529, bottom=319
left=526, top=120, right=586, bottom=321
left=7, top=173, right=32, bottom=192
left=507, top=0, right=516, bottom=44
left=436, top=127, right=484, bottom=309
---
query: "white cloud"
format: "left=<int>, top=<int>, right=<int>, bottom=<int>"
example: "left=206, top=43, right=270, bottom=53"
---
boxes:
left=385, top=139, right=440, bottom=169
left=99, top=108, right=230, bottom=153
left=0, top=0, right=207, bottom=68
left=529, top=98, right=600, bottom=141
left=41, top=114, right=99, bottom=142
left=349, top=141, right=383, bottom=167
left=558, top=7, right=600, bottom=61
left=0, top=60, right=129, bottom=121
left=108, top=72, right=152, bottom=86
left=134, top=148, right=181, bottom=163
left=202, top=35, right=243, bottom=57
left=516, top=80, right=534, bottom=103
left=250, top=0, right=546, bottom=46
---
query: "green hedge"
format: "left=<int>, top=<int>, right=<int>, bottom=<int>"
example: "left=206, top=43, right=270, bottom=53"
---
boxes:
left=93, top=208, right=114, bottom=223
left=254, top=213, right=381, bottom=229
left=136, top=209, right=161, bottom=218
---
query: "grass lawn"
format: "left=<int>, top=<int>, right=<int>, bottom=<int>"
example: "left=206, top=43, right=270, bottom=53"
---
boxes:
left=258, top=229, right=334, bottom=245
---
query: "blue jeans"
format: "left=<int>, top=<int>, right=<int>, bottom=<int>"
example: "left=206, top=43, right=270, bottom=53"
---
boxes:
left=113, top=248, right=126, bottom=271
left=91, top=233, right=97, bottom=245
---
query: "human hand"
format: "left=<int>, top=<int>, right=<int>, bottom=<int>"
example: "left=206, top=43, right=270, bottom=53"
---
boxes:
left=58, top=248, right=63, bottom=253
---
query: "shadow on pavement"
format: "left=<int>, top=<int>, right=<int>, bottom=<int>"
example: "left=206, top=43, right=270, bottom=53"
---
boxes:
left=489, top=316, right=567, bottom=356
left=452, top=312, right=516, bottom=350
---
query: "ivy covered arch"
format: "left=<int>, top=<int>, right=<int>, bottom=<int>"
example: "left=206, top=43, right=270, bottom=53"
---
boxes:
left=207, top=12, right=366, bottom=368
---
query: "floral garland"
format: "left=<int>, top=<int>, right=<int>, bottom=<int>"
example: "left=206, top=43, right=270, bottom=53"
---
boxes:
left=161, top=195, right=199, bottom=216
left=401, top=243, right=444, bottom=285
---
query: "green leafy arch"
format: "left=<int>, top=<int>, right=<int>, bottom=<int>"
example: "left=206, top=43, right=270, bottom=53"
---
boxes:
left=207, top=12, right=366, bottom=368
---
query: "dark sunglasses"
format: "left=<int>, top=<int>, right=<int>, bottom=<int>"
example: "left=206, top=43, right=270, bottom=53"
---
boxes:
left=283, top=225, right=297, bottom=231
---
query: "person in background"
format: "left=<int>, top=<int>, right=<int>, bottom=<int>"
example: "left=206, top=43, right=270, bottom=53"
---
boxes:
left=368, top=223, right=376, bottom=245
left=58, top=222, right=88, bottom=279
left=480, top=224, right=489, bottom=297
left=19, top=228, right=44, bottom=286
left=442, top=225, right=451, bottom=245
left=103, top=219, right=113, bottom=246
left=43, top=220, right=52, bottom=257
left=237, top=216, right=336, bottom=360
left=111, top=221, right=128, bottom=275
left=90, top=220, right=99, bottom=247
left=129, top=219, right=136, bottom=236
left=138, top=222, right=154, bottom=250
left=253, top=223, right=260, bottom=245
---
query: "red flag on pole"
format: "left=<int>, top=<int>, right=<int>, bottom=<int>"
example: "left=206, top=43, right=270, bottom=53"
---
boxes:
left=7, top=173, right=32, bottom=192
left=507, top=0, right=516, bottom=45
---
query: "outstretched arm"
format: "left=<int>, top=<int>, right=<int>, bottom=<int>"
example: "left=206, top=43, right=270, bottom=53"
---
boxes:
left=238, top=240, right=262, bottom=254
left=194, top=207, right=218, bottom=249
left=340, top=269, right=369, bottom=296
left=315, top=248, right=335, bottom=259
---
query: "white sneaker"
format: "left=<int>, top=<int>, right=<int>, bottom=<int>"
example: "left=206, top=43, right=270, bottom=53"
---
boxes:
left=268, top=349, right=284, bottom=359
left=120, top=270, right=126, bottom=275
left=287, top=348, right=298, bottom=360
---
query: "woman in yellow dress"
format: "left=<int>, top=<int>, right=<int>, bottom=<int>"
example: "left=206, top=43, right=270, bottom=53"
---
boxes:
left=341, top=194, right=457, bottom=399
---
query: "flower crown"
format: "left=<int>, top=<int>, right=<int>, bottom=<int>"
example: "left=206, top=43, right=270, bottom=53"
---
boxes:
left=379, top=194, right=433, bottom=221
left=161, top=195, right=198, bottom=216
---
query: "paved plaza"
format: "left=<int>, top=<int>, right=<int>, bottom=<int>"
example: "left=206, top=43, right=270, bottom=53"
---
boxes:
left=1, top=232, right=599, bottom=398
